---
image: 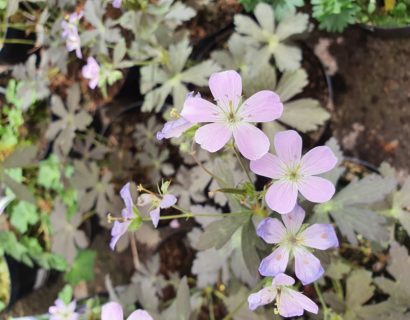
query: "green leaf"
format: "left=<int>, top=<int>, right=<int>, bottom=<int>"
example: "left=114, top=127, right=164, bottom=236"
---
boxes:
left=10, top=201, right=39, bottom=233
left=175, top=277, right=191, bottom=320
left=37, top=155, right=62, bottom=190
left=241, top=218, right=261, bottom=276
left=197, top=213, right=249, bottom=250
left=3, top=173, right=35, bottom=204
left=113, top=39, right=127, bottom=65
left=64, top=250, right=97, bottom=285
left=58, top=285, right=73, bottom=305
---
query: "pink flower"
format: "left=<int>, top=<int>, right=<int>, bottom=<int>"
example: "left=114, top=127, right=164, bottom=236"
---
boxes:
left=180, top=70, right=283, bottom=160
left=82, top=57, right=100, bottom=89
left=137, top=193, right=177, bottom=228
left=110, top=183, right=134, bottom=250
left=257, top=205, right=338, bottom=285
left=248, top=273, right=318, bottom=318
left=49, top=299, right=79, bottom=320
left=102, top=302, right=153, bottom=320
left=156, top=117, right=193, bottom=140
left=250, top=130, right=337, bottom=214
left=61, top=12, right=83, bottom=59
left=112, top=0, right=122, bottom=8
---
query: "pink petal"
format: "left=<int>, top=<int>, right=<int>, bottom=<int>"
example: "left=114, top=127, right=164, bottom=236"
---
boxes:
left=120, top=182, right=133, bottom=218
left=110, top=221, right=130, bottom=250
left=101, top=302, right=123, bottom=320
left=156, top=117, right=193, bottom=140
left=294, top=247, right=324, bottom=285
left=286, top=289, right=319, bottom=315
left=137, top=194, right=153, bottom=207
left=300, top=146, right=338, bottom=175
left=233, top=123, right=270, bottom=160
left=256, top=218, right=286, bottom=244
left=274, top=130, right=302, bottom=165
left=281, top=204, right=305, bottom=234
left=239, top=90, right=283, bottom=122
left=265, top=181, right=298, bottom=214
left=277, top=290, right=304, bottom=318
left=180, top=96, right=220, bottom=123
left=273, top=273, right=295, bottom=286
left=150, top=207, right=160, bottom=228
left=209, top=70, right=242, bottom=110
left=127, top=309, right=154, bottom=320
left=250, top=153, right=286, bottom=179
left=195, top=123, right=232, bottom=153
left=160, top=194, right=177, bottom=208
left=299, top=224, right=339, bottom=250
left=298, top=176, right=335, bottom=203
left=259, top=246, right=289, bottom=276
left=248, top=287, right=277, bottom=311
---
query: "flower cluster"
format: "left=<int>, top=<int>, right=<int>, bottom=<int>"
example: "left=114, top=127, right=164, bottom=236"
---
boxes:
left=82, top=57, right=101, bottom=90
left=48, top=299, right=79, bottom=320
left=102, top=302, right=153, bottom=320
left=61, top=12, right=83, bottom=59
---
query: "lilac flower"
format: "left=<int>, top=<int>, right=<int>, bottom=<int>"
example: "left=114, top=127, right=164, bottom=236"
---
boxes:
left=137, top=193, right=177, bottom=228
left=156, top=117, right=193, bottom=140
left=180, top=70, right=283, bottom=160
left=250, top=130, right=337, bottom=214
left=257, top=205, right=338, bottom=285
left=48, top=299, right=79, bottom=320
left=112, top=0, right=122, bottom=8
left=110, top=183, right=134, bottom=250
left=82, top=57, right=100, bottom=90
left=102, top=302, right=153, bottom=320
left=248, top=273, right=318, bottom=318
left=61, top=12, right=83, bottom=59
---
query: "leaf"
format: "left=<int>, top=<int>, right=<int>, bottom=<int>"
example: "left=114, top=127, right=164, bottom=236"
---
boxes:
left=10, top=201, right=39, bottom=233
left=165, top=2, right=196, bottom=28
left=3, top=173, right=35, bottom=204
left=37, top=155, right=62, bottom=190
left=197, top=213, right=249, bottom=250
left=176, top=277, right=191, bottom=320
left=241, top=218, right=261, bottom=276
left=113, top=39, right=127, bottom=65
left=3, top=145, right=38, bottom=169
left=391, top=177, right=410, bottom=236
left=64, top=250, right=97, bottom=285
left=275, top=69, right=308, bottom=101
left=181, top=59, right=220, bottom=86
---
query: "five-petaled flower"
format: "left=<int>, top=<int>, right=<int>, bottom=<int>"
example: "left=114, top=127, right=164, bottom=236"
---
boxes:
left=250, top=130, right=338, bottom=214
left=181, top=70, right=283, bottom=160
left=82, top=57, right=100, bottom=90
left=257, top=205, right=338, bottom=285
left=248, top=273, right=318, bottom=318
left=102, top=302, right=153, bottom=320
left=138, top=193, right=177, bottom=228
left=49, top=298, right=79, bottom=320
left=110, top=182, right=134, bottom=250
left=112, top=0, right=122, bottom=8
left=61, top=12, right=83, bottom=59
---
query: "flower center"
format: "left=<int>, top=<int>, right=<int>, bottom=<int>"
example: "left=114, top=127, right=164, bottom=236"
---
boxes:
left=287, top=234, right=302, bottom=246
left=285, top=166, right=301, bottom=182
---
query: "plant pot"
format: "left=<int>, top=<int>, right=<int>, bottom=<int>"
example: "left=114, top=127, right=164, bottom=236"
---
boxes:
left=359, top=23, right=410, bottom=38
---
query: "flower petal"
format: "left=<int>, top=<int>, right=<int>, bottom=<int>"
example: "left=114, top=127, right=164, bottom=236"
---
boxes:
left=299, top=224, right=339, bottom=250
left=156, top=117, right=193, bottom=140
left=150, top=207, right=160, bottom=228
left=195, top=123, right=232, bottom=153
left=120, top=182, right=133, bottom=218
left=250, top=153, right=286, bottom=179
left=160, top=194, right=177, bottom=208
left=277, top=290, right=304, bottom=318
left=286, top=289, right=319, bottom=315
left=239, top=90, right=283, bottom=122
left=256, top=218, right=286, bottom=244
left=282, top=204, right=305, bottom=234
left=259, top=246, right=289, bottom=276
left=209, top=70, right=242, bottom=109
left=110, top=221, right=130, bottom=250
left=248, top=286, right=277, bottom=311
left=101, top=302, right=123, bottom=320
left=233, top=123, right=270, bottom=160
left=298, top=176, right=335, bottom=203
left=294, top=247, right=324, bottom=285
left=265, top=181, right=298, bottom=214
left=274, top=130, right=302, bottom=165
left=300, top=146, right=338, bottom=175
left=127, top=309, right=154, bottom=320
left=137, top=194, right=153, bottom=207
left=180, top=96, right=220, bottom=123
left=273, top=273, right=295, bottom=286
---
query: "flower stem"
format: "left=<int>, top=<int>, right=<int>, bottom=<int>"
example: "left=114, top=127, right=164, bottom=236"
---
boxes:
left=141, top=211, right=245, bottom=222
left=314, top=282, right=329, bottom=320
left=233, top=146, right=253, bottom=184
left=0, top=38, right=36, bottom=45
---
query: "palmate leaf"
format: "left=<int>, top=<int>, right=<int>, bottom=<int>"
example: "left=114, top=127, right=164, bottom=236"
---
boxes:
left=64, top=249, right=96, bottom=285
left=315, top=173, right=396, bottom=245
left=10, top=201, right=39, bottom=233
left=175, top=277, right=191, bottom=320
left=390, top=177, right=410, bottom=236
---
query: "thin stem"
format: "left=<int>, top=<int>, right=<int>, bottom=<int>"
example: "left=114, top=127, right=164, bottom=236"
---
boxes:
left=233, top=146, right=253, bottom=183
left=0, top=38, right=36, bottom=45
left=130, top=233, right=141, bottom=270
left=314, top=282, right=329, bottom=320
left=141, top=211, right=245, bottom=222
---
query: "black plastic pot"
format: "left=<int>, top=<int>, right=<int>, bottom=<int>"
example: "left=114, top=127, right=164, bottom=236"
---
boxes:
left=0, top=27, right=35, bottom=65
left=359, top=24, right=410, bottom=38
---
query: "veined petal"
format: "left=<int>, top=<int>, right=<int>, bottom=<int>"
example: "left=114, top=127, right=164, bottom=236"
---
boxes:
left=195, top=123, right=232, bottom=153
left=277, top=290, right=304, bottom=318
left=299, top=224, right=339, bottom=250
left=209, top=70, right=242, bottom=110
left=127, top=309, right=154, bottom=320
left=300, top=146, right=338, bottom=175
left=294, top=247, right=324, bottom=285
left=256, top=218, right=286, bottom=244
left=274, top=130, right=302, bottom=165
left=265, top=181, right=298, bottom=214
left=282, top=204, right=305, bottom=234
left=298, top=176, right=335, bottom=203
left=273, top=273, right=295, bottom=286
left=250, top=153, right=286, bottom=179
left=233, top=123, right=270, bottom=160
left=101, top=302, right=123, bottom=320
left=248, top=286, right=277, bottom=311
left=180, top=96, right=221, bottom=123
left=120, top=182, right=133, bottom=218
left=156, top=117, right=193, bottom=140
left=286, top=289, right=319, bottom=315
left=259, top=246, right=289, bottom=276
left=150, top=207, right=160, bottom=228
left=239, top=90, right=283, bottom=122
left=160, top=194, right=177, bottom=208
